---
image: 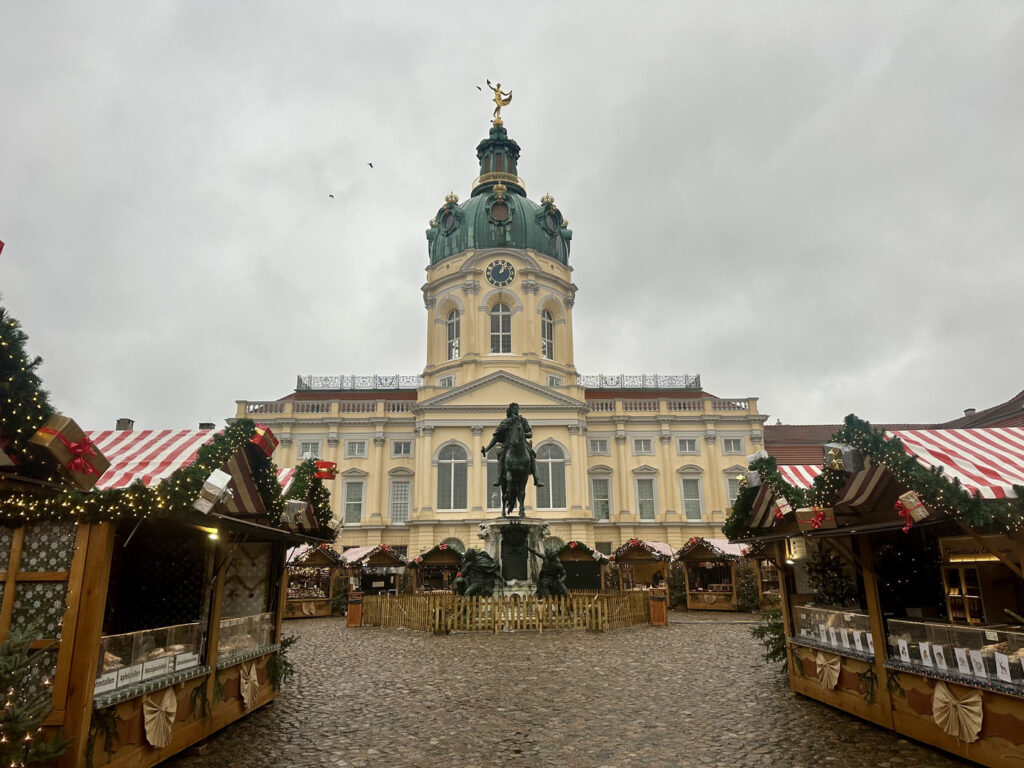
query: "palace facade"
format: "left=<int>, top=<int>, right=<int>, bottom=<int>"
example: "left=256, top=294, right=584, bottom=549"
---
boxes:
left=234, top=117, right=767, bottom=557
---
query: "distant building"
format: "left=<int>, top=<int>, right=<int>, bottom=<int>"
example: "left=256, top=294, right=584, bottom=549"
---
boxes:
left=235, top=117, right=766, bottom=557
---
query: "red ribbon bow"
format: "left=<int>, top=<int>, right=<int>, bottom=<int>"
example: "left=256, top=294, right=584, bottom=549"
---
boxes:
left=894, top=499, right=913, bottom=533
left=569, top=541, right=578, bottom=549
left=810, top=507, right=826, bottom=530
left=439, top=544, right=449, bottom=550
left=38, top=428, right=99, bottom=475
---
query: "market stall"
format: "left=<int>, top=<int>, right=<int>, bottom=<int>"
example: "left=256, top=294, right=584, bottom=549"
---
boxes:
left=339, top=544, right=407, bottom=595
left=727, top=416, right=1024, bottom=767
left=407, top=543, right=461, bottom=592
left=285, top=544, right=343, bottom=618
left=556, top=540, right=608, bottom=592
left=610, top=539, right=672, bottom=594
left=675, top=537, right=748, bottom=611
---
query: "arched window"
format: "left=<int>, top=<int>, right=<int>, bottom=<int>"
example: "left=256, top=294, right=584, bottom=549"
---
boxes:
left=490, top=303, right=512, bottom=353
left=446, top=309, right=460, bottom=360
left=541, top=309, right=554, bottom=359
left=543, top=537, right=565, bottom=555
left=439, top=537, right=466, bottom=554
left=437, top=444, right=468, bottom=509
left=535, top=444, right=566, bottom=509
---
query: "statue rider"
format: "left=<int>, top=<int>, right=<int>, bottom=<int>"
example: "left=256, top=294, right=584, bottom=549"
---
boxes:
left=481, top=402, right=544, bottom=489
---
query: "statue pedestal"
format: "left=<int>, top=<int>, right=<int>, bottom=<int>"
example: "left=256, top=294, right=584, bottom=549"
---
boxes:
left=477, top=518, right=549, bottom=597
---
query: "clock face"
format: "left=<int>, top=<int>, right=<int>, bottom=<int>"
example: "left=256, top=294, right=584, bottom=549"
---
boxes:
left=485, top=259, right=516, bottom=287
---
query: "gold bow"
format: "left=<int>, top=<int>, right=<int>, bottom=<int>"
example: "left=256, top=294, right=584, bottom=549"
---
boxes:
left=932, top=680, right=983, bottom=743
left=815, top=651, right=841, bottom=690
left=240, top=662, right=260, bottom=709
left=143, top=687, right=178, bottom=748
left=737, top=473, right=749, bottom=489
left=827, top=446, right=845, bottom=471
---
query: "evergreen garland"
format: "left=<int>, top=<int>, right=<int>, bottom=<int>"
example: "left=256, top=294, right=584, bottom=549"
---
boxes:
left=722, top=455, right=810, bottom=540
left=0, top=304, right=54, bottom=464
left=283, top=460, right=333, bottom=529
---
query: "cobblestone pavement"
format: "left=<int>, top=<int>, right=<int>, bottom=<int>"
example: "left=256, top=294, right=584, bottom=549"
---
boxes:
left=166, top=614, right=969, bottom=768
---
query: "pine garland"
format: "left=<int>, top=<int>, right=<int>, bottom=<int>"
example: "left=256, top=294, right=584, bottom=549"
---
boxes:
left=722, top=455, right=809, bottom=540
left=0, top=305, right=54, bottom=463
left=283, top=460, right=333, bottom=529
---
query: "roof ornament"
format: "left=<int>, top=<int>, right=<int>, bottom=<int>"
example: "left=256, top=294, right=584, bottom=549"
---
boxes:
left=540, top=192, right=554, bottom=206
left=492, top=181, right=507, bottom=201
left=486, top=79, right=512, bottom=126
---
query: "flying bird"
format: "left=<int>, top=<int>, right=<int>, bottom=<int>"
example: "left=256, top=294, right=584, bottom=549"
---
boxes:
left=476, top=85, right=482, bottom=91
left=367, top=162, right=374, bottom=168
left=329, top=194, right=334, bottom=198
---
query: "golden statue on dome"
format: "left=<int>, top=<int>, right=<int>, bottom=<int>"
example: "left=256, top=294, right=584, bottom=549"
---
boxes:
left=486, top=79, right=512, bottom=125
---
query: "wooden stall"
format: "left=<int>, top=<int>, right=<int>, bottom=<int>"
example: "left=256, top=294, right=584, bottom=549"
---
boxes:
left=407, top=543, right=461, bottom=593
left=339, top=544, right=407, bottom=595
left=556, top=540, right=609, bottom=592
left=730, top=417, right=1024, bottom=768
left=285, top=544, right=342, bottom=618
left=0, top=421, right=332, bottom=768
left=676, top=537, right=748, bottom=611
left=610, top=539, right=672, bottom=597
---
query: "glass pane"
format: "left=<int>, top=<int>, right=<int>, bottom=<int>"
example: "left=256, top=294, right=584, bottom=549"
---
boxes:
left=682, top=479, right=702, bottom=520
left=391, top=481, right=410, bottom=523
left=550, top=462, right=566, bottom=508
left=536, top=463, right=551, bottom=508
left=437, top=465, right=453, bottom=509
left=486, top=448, right=501, bottom=509
left=453, top=463, right=467, bottom=509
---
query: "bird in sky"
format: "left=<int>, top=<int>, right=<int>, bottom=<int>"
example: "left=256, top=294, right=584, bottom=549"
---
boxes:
left=367, top=162, right=374, bottom=168
left=329, top=194, right=334, bottom=198
left=476, top=85, right=482, bottom=91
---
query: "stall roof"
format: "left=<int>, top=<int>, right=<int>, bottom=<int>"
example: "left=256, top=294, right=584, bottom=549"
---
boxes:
left=778, top=465, right=821, bottom=489
left=678, top=537, right=748, bottom=559
left=611, top=539, right=674, bottom=560
left=886, top=427, right=1024, bottom=499
left=339, top=544, right=407, bottom=566
left=288, top=543, right=343, bottom=566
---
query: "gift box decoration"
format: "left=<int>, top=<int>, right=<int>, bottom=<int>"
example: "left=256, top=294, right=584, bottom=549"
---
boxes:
left=898, top=490, right=929, bottom=522
left=744, top=470, right=762, bottom=488
left=192, top=469, right=233, bottom=513
left=773, top=497, right=793, bottom=522
left=28, top=414, right=110, bottom=490
left=250, top=423, right=279, bottom=458
left=314, top=460, right=338, bottom=480
left=823, top=443, right=864, bottom=473
left=796, top=506, right=836, bottom=532
left=282, top=500, right=318, bottom=533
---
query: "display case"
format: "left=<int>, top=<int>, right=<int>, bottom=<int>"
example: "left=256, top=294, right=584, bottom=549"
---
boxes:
left=792, top=605, right=874, bottom=656
left=943, top=566, right=986, bottom=624
left=887, top=619, right=1024, bottom=685
left=94, top=622, right=202, bottom=696
left=217, top=612, right=275, bottom=662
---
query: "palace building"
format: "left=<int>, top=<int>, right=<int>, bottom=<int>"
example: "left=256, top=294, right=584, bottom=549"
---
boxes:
left=234, top=114, right=767, bottom=558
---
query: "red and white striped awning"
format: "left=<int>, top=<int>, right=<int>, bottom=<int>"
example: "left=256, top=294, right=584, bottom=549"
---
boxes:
left=778, top=465, right=821, bottom=489
left=87, top=429, right=215, bottom=489
left=886, top=427, right=1024, bottom=500
left=277, top=467, right=297, bottom=494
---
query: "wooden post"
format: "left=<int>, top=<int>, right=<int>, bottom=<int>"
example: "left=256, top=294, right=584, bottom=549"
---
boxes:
left=858, top=533, right=895, bottom=729
left=773, top=541, right=798, bottom=673
left=204, top=538, right=229, bottom=707
left=60, top=523, right=115, bottom=768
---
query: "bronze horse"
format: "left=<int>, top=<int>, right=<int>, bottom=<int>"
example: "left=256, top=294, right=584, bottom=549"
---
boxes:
left=501, top=416, right=531, bottom=518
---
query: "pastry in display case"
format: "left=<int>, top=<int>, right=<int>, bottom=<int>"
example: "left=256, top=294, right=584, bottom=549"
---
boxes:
left=218, top=612, right=275, bottom=662
left=94, top=622, right=202, bottom=696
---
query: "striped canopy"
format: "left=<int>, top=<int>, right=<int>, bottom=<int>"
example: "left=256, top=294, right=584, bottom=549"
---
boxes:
left=777, top=464, right=821, bottom=489
left=886, top=427, right=1024, bottom=500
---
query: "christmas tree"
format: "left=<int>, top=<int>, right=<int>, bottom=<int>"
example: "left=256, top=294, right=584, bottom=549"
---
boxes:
left=0, top=303, right=54, bottom=464
left=0, top=628, right=68, bottom=766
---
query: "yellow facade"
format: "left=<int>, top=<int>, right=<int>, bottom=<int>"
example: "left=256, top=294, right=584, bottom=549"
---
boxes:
left=234, top=121, right=767, bottom=560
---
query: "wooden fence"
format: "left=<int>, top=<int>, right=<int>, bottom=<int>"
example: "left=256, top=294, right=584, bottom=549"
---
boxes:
left=361, top=591, right=651, bottom=633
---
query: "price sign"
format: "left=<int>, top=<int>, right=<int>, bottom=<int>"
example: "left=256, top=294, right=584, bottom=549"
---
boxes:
left=955, top=647, right=972, bottom=676
left=142, top=656, right=171, bottom=681
left=93, top=671, right=117, bottom=695
left=969, top=650, right=988, bottom=678
left=175, top=651, right=199, bottom=671
left=116, top=663, right=143, bottom=688
left=919, top=643, right=933, bottom=668
left=897, top=639, right=911, bottom=663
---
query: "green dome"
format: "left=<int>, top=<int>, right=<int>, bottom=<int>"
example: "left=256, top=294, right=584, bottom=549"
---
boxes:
left=426, top=123, right=572, bottom=265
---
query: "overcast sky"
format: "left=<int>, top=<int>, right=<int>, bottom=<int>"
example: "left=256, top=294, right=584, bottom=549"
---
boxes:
left=2, top=2, right=1022, bottom=431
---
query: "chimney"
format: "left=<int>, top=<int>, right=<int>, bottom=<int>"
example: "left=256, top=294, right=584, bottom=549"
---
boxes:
left=198, top=422, right=215, bottom=430
left=115, top=418, right=134, bottom=431
left=964, top=408, right=976, bottom=417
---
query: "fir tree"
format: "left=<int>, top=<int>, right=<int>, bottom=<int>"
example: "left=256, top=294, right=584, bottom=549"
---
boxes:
left=734, top=560, right=761, bottom=612
left=0, top=628, right=69, bottom=766
left=0, top=304, right=54, bottom=463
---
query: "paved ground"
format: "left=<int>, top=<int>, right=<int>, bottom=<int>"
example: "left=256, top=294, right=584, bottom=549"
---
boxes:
left=166, top=613, right=969, bottom=768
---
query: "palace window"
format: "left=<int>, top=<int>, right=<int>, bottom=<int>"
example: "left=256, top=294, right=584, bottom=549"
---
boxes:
left=723, top=437, right=744, bottom=454
left=589, top=438, right=609, bottom=455
left=485, top=446, right=501, bottom=510
left=726, top=476, right=741, bottom=508
left=446, top=309, right=460, bottom=360
left=541, top=309, right=554, bottom=359
left=299, top=440, right=320, bottom=460
left=390, top=480, right=410, bottom=524
left=535, top=444, right=566, bottom=509
left=632, top=438, right=654, bottom=455
left=591, top=477, right=611, bottom=520
left=438, top=375, right=455, bottom=388
left=343, top=481, right=364, bottom=524
left=635, top=477, right=657, bottom=520
left=391, top=440, right=412, bottom=458
left=680, top=476, right=704, bottom=521
left=490, top=303, right=512, bottom=353
left=345, top=440, right=368, bottom=458
left=677, top=437, right=698, bottom=455
left=547, top=374, right=563, bottom=387
left=437, top=444, right=468, bottom=510
left=595, top=542, right=612, bottom=555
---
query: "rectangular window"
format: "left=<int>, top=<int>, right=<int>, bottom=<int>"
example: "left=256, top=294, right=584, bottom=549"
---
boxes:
left=536, top=462, right=566, bottom=510
left=547, top=374, right=563, bottom=387
left=298, top=440, right=321, bottom=460
left=633, top=438, right=653, bottom=455
left=589, top=438, right=609, bottom=455
left=391, top=440, right=412, bottom=457
left=636, top=478, right=656, bottom=520
left=727, top=477, right=741, bottom=507
left=723, top=437, right=744, bottom=454
left=344, top=481, right=364, bottom=524
left=681, top=478, right=703, bottom=521
left=490, top=306, right=511, bottom=353
left=595, top=541, right=612, bottom=556
left=677, top=438, right=698, bottom=455
left=345, top=440, right=368, bottom=458
left=438, top=375, right=455, bottom=388
left=438, top=462, right=468, bottom=510
left=390, top=480, right=410, bottom=524
left=485, top=447, right=501, bottom=510
left=591, top=478, right=611, bottom=520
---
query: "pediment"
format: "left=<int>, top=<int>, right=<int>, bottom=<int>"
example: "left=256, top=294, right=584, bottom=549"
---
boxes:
left=632, top=464, right=659, bottom=474
left=416, top=370, right=586, bottom=413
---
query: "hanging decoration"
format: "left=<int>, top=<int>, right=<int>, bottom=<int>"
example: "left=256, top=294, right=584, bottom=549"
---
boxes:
left=283, top=459, right=334, bottom=531
left=143, top=687, right=178, bottom=748
left=773, top=497, right=792, bottom=521
left=815, top=651, right=841, bottom=690
left=314, top=460, right=337, bottom=479
left=722, top=454, right=810, bottom=540
left=192, top=469, right=233, bottom=514
left=894, top=490, right=929, bottom=533
left=932, top=681, right=983, bottom=743
left=797, top=506, right=835, bottom=531
left=239, top=662, right=259, bottom=709
left=28, top=414, right=110, bottom=491
left=249, top=423, right=279, bottom=458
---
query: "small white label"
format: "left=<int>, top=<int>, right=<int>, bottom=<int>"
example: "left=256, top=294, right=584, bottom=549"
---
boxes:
left=818, top=623, right=827, bottom=641
left=867, top=633, right=874, bottom=654
left=995, top=652, right=1012, bottom=683
left=828, top=627, right=839, bottom=647
left=970, top=649, right=988, bottom=678
left=933, top=644, right=948, bottom=670
left=919, top=643, right=934, bottom=668
left=175, top=651, right=199, bottom=671
left=840, top=629, right=850, bottom=649
left=898, top=639, right=911, bottom=663
left=985, top=630, right=999, bottom=642
left=955, top=647, right=972, bottom=675
left=372, top=580, right=385, bottom=588
left=853, top=631, right=864, bottom=652
left=142, top=656, right=171, bottom=681
left=93, top=671, right=117, bottom=695
left=116, top=663, right=143, bottom=688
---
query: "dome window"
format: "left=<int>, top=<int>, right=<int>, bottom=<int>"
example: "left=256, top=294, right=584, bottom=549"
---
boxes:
left=490, top=201, right=510, bottom=222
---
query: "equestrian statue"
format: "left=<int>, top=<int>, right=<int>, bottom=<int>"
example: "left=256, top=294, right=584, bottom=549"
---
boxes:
left=481, top=402, right=544, bottom=518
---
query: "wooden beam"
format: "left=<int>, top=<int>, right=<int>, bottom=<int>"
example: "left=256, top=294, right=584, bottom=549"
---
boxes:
left=858, top=533, right=895, bottom=729
left=0, top=526, right=26, bottom=644
left=954, top=520, right=1024, bottom=580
